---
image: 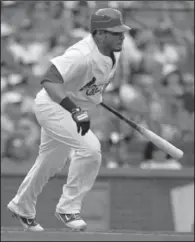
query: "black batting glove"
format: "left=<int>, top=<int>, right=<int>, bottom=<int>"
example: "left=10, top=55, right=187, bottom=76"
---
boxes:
left=71, top=108, right=90, bottom=136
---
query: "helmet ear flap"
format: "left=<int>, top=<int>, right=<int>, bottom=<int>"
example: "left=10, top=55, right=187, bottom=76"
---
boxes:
left=92, top=30, right=97, bottom=36
left=91, top=29, right=105, bottom=37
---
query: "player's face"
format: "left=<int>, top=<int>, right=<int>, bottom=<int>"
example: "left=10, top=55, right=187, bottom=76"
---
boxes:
left=103, top=31, right=125, bottom=52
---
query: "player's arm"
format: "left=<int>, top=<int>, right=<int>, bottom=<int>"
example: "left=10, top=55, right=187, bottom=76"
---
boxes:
left=41, top=58, right=90, bottom=136
left=41, top=64, right=77, bottom=109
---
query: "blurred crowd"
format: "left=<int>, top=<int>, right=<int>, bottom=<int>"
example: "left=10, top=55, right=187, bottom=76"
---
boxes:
left=1, top=1, right=194, bottom=169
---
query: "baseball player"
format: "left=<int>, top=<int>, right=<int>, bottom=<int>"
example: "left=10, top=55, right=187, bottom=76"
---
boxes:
left=7, top=8, right=130, bottom=231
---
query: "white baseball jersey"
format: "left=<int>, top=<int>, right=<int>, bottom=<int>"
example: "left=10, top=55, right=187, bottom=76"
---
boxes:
left=10, top=34, right=122, bottom=219
left=36, top=34, right=121, bottom=110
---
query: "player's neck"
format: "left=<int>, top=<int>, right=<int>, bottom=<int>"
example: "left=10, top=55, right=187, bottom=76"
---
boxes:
left=93, top=38, right=112, bottom=57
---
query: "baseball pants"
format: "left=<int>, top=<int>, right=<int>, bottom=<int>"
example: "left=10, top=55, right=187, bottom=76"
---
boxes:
left=9, top=100, right=102, bottom=218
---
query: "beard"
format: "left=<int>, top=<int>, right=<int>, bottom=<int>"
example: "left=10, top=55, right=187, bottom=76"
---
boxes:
left=113, top=48, right=122, bottom=52
left=112, top=43, right=123, bottom=52
left=113, top=47, right=122, bottom=52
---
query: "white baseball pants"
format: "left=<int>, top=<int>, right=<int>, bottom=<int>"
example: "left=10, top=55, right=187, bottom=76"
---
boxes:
left=9, top=101, right=101, bottom=218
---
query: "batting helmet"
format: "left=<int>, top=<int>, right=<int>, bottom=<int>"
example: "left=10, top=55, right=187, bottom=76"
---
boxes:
left=90, top=8, right=130, bottom=33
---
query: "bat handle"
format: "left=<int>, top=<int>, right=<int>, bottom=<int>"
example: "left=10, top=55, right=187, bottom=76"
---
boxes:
left=101, top=103, right=140, bottom=132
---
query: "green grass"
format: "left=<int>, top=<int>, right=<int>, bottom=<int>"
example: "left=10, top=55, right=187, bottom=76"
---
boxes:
left=1, top=227, right=194, bottom=241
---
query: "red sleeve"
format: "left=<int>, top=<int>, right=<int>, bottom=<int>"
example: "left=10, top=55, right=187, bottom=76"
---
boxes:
left=41, top=64, right=64, bottom=85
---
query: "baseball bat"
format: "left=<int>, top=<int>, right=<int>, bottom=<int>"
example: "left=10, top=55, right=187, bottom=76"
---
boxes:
left=101, top=102, right=184, bottom=160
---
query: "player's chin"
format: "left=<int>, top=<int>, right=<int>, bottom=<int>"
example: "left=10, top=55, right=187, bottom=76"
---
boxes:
left=113, top=46, right=122, bottom=52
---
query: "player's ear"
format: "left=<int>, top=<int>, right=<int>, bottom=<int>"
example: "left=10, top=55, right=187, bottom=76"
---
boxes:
left=96, top=30, right=106, bottom=41
left=98, top=30, right=105, bottom=35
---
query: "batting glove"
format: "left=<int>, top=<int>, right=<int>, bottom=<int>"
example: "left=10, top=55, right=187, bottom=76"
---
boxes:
left=71, top=108, right=90, bottom=136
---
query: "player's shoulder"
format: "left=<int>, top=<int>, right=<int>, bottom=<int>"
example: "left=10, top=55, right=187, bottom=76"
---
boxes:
left=65, top=34, right=96, bottom=58
left=51, top=34, right=97, bottom=67
left=50, top=41, right=88, bottom=68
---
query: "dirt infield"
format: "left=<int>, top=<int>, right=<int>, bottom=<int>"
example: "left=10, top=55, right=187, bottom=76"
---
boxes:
left=1, top=228, right=194, bottom=241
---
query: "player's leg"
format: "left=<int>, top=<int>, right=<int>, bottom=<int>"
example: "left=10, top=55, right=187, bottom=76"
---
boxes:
left=7, top=128, right=71, bottom=231
left=21, top=101, right=101, bottom=231
left=55, top=131, right=101, bottom=231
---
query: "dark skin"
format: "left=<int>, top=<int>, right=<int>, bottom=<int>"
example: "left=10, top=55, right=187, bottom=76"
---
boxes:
left=93, top=30, right=125, bottom=60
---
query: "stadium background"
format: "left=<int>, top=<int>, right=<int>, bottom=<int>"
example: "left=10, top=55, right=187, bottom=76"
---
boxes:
left=1, top=1, right=194, bottom=232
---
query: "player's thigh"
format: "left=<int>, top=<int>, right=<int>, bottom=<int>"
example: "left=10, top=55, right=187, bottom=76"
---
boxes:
left=39, top=127, right=69, bottom=154
left=35, top=102, right=101, bottom=153
left=39, top=128, right=71, bottom=159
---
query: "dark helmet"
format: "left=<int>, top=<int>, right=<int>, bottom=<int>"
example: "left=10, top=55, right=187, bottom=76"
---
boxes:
left=90, top=8, right=130, bottom=33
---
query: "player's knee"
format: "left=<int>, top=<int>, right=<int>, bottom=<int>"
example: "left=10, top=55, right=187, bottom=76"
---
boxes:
left=92, top=149, right=102, bottom=165
left=89, top=143, right=101, bottom=159
left=86, top=141, right=102, bottom=164
left=90, top=150, right=102, bottom=167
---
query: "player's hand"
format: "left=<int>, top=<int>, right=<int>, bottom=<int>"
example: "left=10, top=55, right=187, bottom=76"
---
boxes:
left=71, top=108, right=90, bottom=136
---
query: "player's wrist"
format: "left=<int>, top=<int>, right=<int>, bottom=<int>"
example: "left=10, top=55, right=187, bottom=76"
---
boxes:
left=60, top=97, right=79, bottom=113
left=71, top=107, right=81, bottom=114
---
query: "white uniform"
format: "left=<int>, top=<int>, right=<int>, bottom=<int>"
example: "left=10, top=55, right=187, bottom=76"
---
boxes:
left=9, top=34, right=121, bottom=218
